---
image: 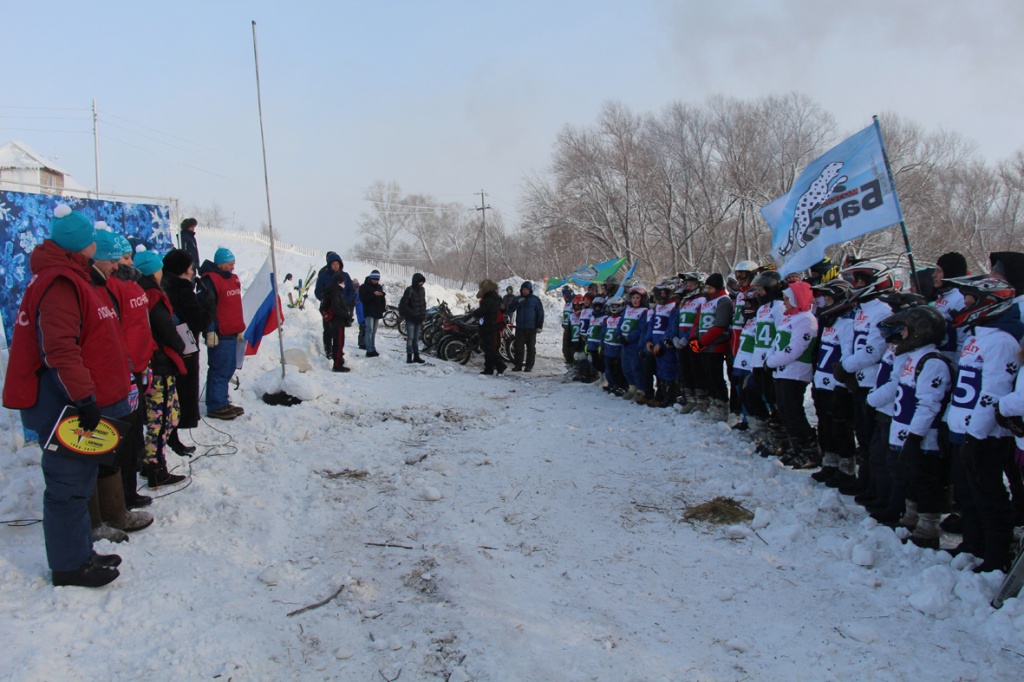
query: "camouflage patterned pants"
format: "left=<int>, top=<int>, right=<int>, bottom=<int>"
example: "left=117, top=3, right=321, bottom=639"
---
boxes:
left=143, top=374, right=180, bottom=468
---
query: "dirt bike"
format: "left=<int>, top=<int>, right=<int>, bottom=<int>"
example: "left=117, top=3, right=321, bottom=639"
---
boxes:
left=435, top=315, right=514, bottom=365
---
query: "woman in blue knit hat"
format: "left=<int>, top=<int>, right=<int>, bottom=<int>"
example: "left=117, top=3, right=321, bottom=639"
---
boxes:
left=197, top=247, right=245, bottom=419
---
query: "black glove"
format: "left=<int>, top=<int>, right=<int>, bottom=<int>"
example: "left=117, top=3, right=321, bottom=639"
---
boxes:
left=76, top=397, right=101, bottom=432
left=832, top=364, right=849, bottom=383
left=960, top=435, right=981, bottom=475
left=901, top=432, right=923, bottom=454
left=995, top=409, right=1024, bottom=438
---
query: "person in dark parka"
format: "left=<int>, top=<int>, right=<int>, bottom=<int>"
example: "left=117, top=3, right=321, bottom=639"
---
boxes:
left=398, top=273, right=427, bottom=363
left=358, top=270, right=386, bottom=357
left=178, top=218, right=200, bottom=278
left=508, top=281, right=545, bottom=372
left=322, top=272, right=354, bottom=372
left=467, top=278, right=508, bottom=376
left=161, top=248, right=212, bottom=436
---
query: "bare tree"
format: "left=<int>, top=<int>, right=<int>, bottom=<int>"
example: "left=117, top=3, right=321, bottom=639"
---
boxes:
left=356, top=180, right=409, bottom=257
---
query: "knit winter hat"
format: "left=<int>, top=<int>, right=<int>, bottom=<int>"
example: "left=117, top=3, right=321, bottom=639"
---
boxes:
left=162, top=248, right=193, bottom=276
left=49, top=204, right=96, bottom=253
left=936, top=252, right=968, bottom=279
left=92, top=228, right=122, bottom=261
left=989, top=251, right=1024, bottom=292
left=214, top=247, right=235, bottom=265
left=705, top=273, right=725, bottom=291
left=114, top=234, right=133, bottom=256
left=134, top=250, right=164, bottom=276
left=369, top=269, right=381, bottom=280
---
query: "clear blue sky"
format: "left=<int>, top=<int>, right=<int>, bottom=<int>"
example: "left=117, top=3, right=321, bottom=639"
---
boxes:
left=3, top=0, right=1021, bottom=253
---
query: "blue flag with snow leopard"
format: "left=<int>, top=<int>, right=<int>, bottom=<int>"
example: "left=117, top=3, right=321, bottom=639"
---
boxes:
left=761, top=121, right=904, bottom=276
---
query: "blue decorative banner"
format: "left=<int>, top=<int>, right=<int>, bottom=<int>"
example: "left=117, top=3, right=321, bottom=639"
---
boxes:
left=761, top=121, right=904, bottom=276
left=0, top=190, right=172, bottom=345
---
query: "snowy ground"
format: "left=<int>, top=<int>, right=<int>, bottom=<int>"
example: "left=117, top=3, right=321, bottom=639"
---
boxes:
left=1, top=237, right=1023, bottom=681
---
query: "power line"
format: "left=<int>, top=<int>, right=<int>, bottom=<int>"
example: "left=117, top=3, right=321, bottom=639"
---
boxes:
left=99, top=132, right=229, bottom=179
left=0, top=105, right=90, bottom=111
left=100, top=110, right=237, bottom=158
left=0, top=127, right=90, bottom=134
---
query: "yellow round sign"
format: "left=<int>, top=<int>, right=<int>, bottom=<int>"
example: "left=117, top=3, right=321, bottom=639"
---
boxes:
left=53, top=416, right=122, bottom=456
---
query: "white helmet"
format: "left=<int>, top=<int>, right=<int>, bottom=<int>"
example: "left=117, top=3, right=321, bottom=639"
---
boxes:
left=733, top=260, right=758, bottom=275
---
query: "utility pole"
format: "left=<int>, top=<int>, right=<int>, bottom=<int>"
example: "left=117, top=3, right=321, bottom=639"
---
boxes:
left=477, top=190, right=491, bottom=279
left=92, top=99, right=101, bottom=195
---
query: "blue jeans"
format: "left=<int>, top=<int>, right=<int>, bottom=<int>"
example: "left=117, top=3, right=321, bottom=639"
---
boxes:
left=365, top=316, right=380, bottom=353
left=406, top=321, right=422, bottom=354
left=206, top=335, right=237, bottom=411
left=41, top=450, right=98, bottom=571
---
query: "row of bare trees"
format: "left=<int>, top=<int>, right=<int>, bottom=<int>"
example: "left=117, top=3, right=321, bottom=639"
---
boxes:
left=356, top=93, right=1024, bottom=288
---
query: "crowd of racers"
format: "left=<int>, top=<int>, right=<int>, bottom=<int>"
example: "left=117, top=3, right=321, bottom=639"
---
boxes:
left=557, top=251, right=1024, bottom=574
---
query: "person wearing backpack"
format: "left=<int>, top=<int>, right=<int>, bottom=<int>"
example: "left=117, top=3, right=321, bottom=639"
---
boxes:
left=321, top=272, right=354, bottom=372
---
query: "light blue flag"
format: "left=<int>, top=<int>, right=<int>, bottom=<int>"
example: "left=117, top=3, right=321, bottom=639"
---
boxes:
left=761, top=121, right=904, bottom=275
left=614, top=259, right=639, bottom=298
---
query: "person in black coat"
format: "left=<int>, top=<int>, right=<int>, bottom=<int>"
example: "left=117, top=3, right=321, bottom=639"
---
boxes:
left=398, top=273, right=427, bottom=363
left=322, top=272, right=354, bottom=372
left=358, top=269, right=386, bottom=357
left=467, top=278, right=507, bottom=376
left=162, top=249, right=213, bottom=434
left=178, top=218, right=200, bottom=280
left=508, top=280, right=545, bottom=372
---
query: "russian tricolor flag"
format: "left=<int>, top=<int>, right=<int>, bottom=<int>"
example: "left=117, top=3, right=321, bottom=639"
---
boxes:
left=242, top=257, right=284, bottom=356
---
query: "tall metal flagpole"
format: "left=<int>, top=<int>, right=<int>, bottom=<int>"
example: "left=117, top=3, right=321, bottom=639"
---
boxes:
left=873, top=115, right=921, bottom=294
left=252, top=20, right=287, bottom=380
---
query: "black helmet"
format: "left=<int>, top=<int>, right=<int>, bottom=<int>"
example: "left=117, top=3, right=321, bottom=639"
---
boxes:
left=750, top=270, right=783, bottom=304
left=878, top=291, right=927, bottom=313
left=750, top=269, right=782, bottom=291
left=877, top=305, right=947, bottom=355
left=808, top=257, right=840, bottom=285
left=812, top=279, right=855, bottom=319
left=591, top=296, right=607, bottom=314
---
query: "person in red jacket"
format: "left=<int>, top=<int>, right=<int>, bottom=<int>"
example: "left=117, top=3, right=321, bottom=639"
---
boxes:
left=105, top=232, right=158, bottom=510
left=198, top=248, right=245, bottom=419
left=2, top=205, right=132, bottom=588
left=85, top=230, right=154, bottom=538
left=688, top=273, right=735, bottom=420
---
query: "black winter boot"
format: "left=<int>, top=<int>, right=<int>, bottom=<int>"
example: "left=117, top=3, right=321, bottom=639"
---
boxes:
left=407, top=353, right=414, bottom=364
left=413, top=353, right=426, bottom=364
left=52, top=556, right=119, bottom=588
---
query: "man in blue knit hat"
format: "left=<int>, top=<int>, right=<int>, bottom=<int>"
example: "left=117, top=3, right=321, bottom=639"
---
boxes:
left=3, top=205, right=132, bottom=587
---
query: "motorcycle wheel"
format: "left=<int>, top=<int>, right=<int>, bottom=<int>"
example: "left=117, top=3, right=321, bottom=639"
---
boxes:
left=398, top=318, right=408, bottom=337
left=383, top=307, right=400, bottom=328
left=440, top=336, right=471, bottom=364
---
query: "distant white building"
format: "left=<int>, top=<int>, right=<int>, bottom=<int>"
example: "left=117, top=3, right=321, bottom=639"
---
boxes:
left=0, top=140, right=91, bottom=197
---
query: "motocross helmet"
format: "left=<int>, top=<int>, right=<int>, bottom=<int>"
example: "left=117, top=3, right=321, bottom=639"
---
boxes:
left=572, top=295, right=586, bottom=310
left=733, top=260, right=759, bottom=277
left=606, top=296, right=626, bottom=314
left=807, top=257, right=840, bottom=285
left=675, top=272, right=704, bottom=299
left=627, top=286, right=648, bottom=308
left=811, top=279, right=855, bottom=318
left=877, top=305, right=947, bottom=355
left=842, top=260, right=895, bottom=301
left=946, top=276, right=1017, bottom=328
left=591, top=296, right=607, bottom=315
left=750, top=269, right=783, bottom=304
left=878, top=291, right=927, bottom=314
left=562, top=286, right=574, bottom=301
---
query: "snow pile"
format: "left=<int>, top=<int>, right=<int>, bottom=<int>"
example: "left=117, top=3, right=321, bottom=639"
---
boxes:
left=0, top=238, right=1022, bottom=680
